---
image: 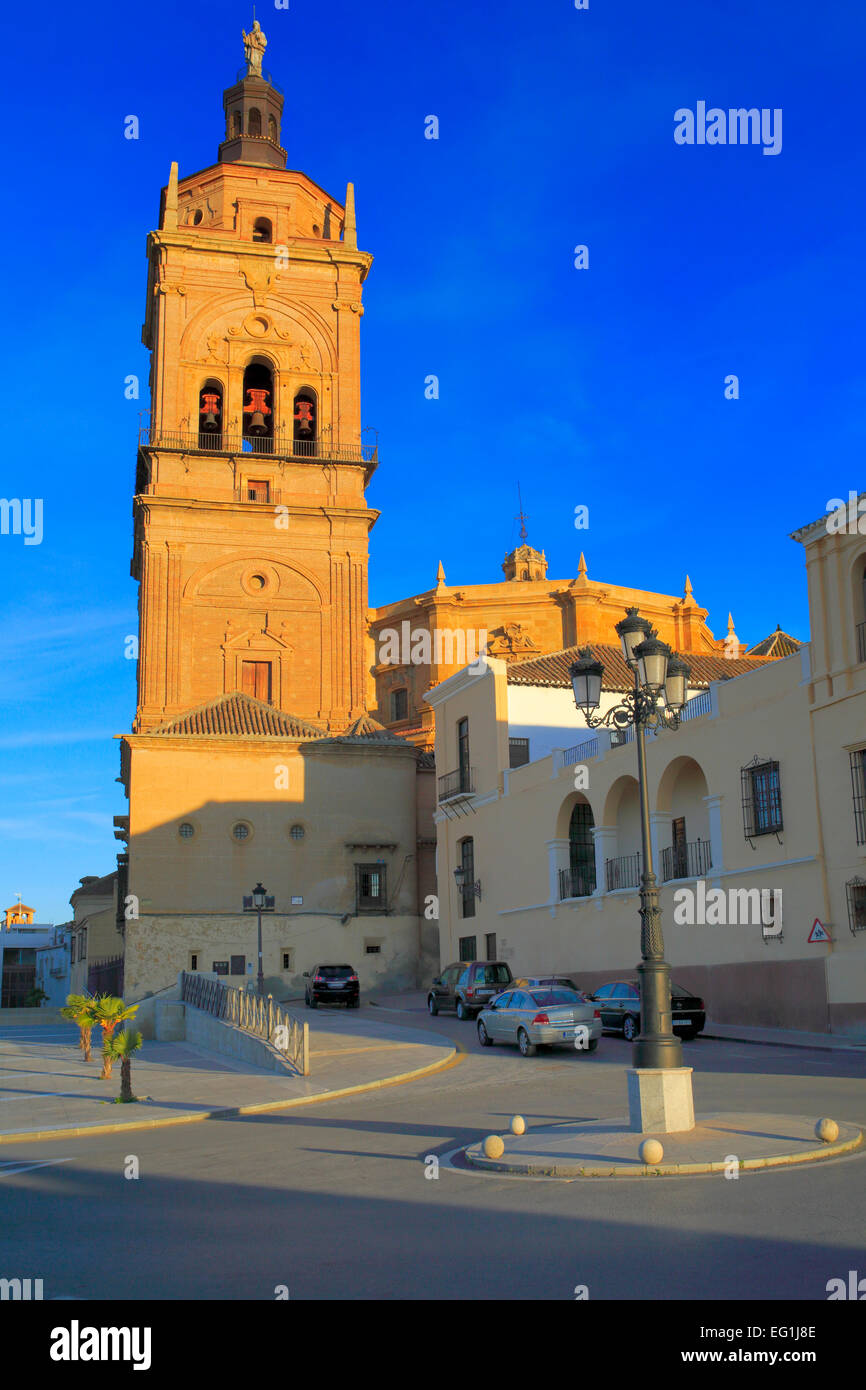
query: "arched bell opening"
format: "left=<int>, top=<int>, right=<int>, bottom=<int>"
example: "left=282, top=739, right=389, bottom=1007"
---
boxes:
left=243, top=359, right=274, bottom=454
left=248, top=107, right=262, bottom=137
left=231, top=110, right=242, bottom=138
left=267, top=114, right=278, bottom=143
left=252, top=217, right=272, bottom=244
left=293, top=387, right=318, bottom=457
left=198, top=379, right=224, bottom=450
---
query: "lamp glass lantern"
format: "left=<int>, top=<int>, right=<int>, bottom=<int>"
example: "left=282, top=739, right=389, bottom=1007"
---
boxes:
left=569, top=648, right=604, bottom=715
left=663, top=653, right=691, bottom=712
left=615, top=608, right=653, bottom=668
left=633, top=635, right=671, bottom=695
left=252, top=882, right=267, bottom=909
left=453, top=866, right=467, bottom=889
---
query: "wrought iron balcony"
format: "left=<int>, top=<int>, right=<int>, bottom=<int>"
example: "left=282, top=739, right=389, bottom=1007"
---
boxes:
left=138, top=426, right=377, bottom=466
left=558, top=867, right=596, bottom=900
left=438, top=766, right=476, bottom=802
left=661, top=838, right=712, bottom=882
left=604, top=852, right=642, bottom=892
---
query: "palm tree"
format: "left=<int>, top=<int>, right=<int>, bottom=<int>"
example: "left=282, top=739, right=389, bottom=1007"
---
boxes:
left=60, top=994, right=97, bottom=1062
left=91, top=997, right=139, bottom=1079
left=103, top=1029, right=143, bottom=1103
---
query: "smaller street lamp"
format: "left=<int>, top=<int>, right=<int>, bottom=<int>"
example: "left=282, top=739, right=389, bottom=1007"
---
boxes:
left=453, top=866, right=482, bottom=899
left=242, top=881, right=276, bottom=996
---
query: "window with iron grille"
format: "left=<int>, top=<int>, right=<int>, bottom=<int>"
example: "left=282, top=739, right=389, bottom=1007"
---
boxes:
left=230, top=955, right=246, bottom=976
left=459, top=837, right=476, bottom=919
left=457, top=717, right=471, bottom=791
left=458, top=935, right=477, bottom=961
left=849, top=749, right=866, bottom=845
left=741, top=756, right=783, bottom=840
left=846, top=878, right=866, bottom=934
left=213, top=960, right=229, bottom=975
left=390, top=688, right=408, bottom=722
left=509, top=737, right=530, bottom=768
left=355, top=863, right=387, bottom=913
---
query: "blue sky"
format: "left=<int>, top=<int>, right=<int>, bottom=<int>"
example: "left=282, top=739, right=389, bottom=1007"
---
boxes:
left=1, top=0, right=863, bottom=922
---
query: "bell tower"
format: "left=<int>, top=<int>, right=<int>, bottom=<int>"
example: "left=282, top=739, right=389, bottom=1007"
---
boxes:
left=133, top=22, right=376, bottom=734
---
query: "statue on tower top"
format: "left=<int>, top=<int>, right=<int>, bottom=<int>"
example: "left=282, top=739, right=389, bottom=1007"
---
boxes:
left=242, top=19, right=267, bottom=77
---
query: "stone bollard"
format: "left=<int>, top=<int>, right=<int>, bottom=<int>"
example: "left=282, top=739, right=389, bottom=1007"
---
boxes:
left=639, top=1138, right=664, bottom=1165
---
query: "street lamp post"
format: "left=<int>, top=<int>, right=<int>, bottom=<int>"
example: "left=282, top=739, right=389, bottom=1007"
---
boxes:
left=569, top=609, right=692, bottom=1091
left=242, top=882, right=275, bottom=996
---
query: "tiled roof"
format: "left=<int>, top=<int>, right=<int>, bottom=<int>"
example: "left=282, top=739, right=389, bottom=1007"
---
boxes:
left=151, top=693, right=324, bottom=739
left=746, top=627, right=802, bottom=658
left=416, top=750, right=436, bottom=769
left=316, top=713, right=410, bottom=746
left=506, top=642, right=775, bottom=692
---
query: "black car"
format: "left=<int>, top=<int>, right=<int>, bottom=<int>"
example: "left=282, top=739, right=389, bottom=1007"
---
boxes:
left=304, top=964, right=360, bottom=1008
left=427, top=961, right=514, bottom=1020
left=589, top=980, right=705, bottom=1041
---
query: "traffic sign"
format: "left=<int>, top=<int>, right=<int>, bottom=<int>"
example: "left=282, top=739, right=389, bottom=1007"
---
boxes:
left=807, top=919, right=831, bottom=943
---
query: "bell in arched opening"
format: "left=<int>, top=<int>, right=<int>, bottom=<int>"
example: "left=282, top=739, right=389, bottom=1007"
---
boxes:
left=293, top=389, right=317, bottom=457
left=242, top=361, right=274, bottom=453
left=198, top=381, right=223, bottom=450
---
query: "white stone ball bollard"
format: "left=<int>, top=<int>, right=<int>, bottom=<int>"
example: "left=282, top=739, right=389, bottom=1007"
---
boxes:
left=483, top=1134, right=505, bottom=1159
left=639, top=1138, right=664, bottom=1165
left=815, top=1118, right=839, bottom=1143
left=511, top=1115, right=526, bottom=1135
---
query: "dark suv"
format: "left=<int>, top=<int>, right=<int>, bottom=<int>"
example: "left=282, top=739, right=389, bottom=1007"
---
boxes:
left=304, top=964, right=360, bottom=1008
left=428, top=961, right=514, bottom=1020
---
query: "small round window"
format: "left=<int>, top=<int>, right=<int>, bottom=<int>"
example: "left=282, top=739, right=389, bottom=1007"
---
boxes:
left=179, top=822, right=195, bottom=840
left=232, top=822, right=251, bottom=842
left=289, top=824, right=305, bottom=841
left=249, top=574, right=266, bottom=590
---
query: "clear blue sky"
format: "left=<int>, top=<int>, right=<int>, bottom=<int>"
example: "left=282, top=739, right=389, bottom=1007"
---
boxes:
left=1, top=0, right=863, bottom=922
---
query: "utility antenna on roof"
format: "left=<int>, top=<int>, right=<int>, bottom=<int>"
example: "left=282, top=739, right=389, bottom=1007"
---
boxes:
left=515, top=483, right=529, bottom=542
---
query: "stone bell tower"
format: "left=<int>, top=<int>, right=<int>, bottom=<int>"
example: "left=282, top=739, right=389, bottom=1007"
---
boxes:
left=133, top=23, right=376, bottom=733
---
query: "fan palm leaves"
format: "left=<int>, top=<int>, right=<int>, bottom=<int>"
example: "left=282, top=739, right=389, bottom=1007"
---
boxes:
left=103, top=1029, right=143, bottom=1102
left=60, top=994, right=97, bottom=1062
left=92, top=997, right=139, bottom=1078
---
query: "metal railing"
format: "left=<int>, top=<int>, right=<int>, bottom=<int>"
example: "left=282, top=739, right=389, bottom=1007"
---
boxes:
left=563, top=737, right=598, bottom=765
left=138, top=427, right=377, bottom=465
left=88, top=955, right=125, bottom=997
left=679, top=689, right=712, bottom=721
left=661, top=838, right=712, bottom=882
left=235, top=67, right=284, bottom=93
left=604, top=852, right=642, bottom=891
left=438, top=766, right=476, bottom=801
left=181, top=971, right=309, bottom=1076
left=857, top=621, right=866, bottom=664
left=558, top=867, right=596, bottom=900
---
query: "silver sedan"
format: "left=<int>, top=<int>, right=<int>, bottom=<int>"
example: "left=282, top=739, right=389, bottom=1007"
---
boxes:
left=476, top=987, right=602, bottom=1057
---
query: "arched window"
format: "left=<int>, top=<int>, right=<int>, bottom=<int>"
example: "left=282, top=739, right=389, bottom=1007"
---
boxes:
left=568, top=802, right=595, bottom=897
left=242, top=360, right=274, bottom=454
left=232, top=110, right=242, bottom=137
left=198, top=380, right=223, bottom=450
left=390, top=688, right=408, bottom=722
left=293, top=388, right=318, bottom=456
left=268, top=114, right=278, bottom=142
left=248, top=108, right=262, bottom=137
left=252, top=218, right=272, bottom=244
left=191, top=209, right=203, bottom=226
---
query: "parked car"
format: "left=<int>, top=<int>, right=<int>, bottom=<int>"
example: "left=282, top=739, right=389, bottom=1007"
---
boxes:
left=513, top=975, right=585, bottom=996
left=304, top=964, right=360, bottom=1008
left=477, top=987, right=602, bottom=1057
left=427, top=961, right=513, bottom=1019
left=589, top=980, right=705, bottom=1040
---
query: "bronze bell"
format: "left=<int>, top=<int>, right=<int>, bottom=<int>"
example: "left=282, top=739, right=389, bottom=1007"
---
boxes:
left=247, top=411, right=267, bottom=435
left=200, top=410, right=219, bottom=431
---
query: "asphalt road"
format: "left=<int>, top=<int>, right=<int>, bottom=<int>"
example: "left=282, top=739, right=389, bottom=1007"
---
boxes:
left=1, top=1000, right=864, bottom=1301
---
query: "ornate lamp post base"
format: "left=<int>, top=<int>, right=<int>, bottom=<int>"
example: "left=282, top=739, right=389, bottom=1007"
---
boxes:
left=633, top=957, right=684, bottom=1071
